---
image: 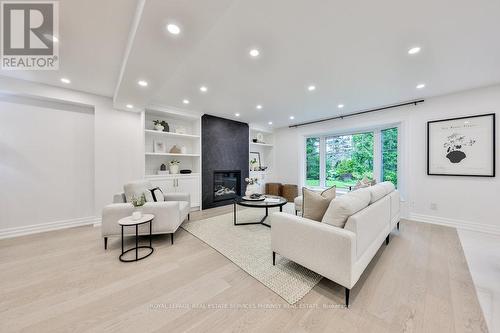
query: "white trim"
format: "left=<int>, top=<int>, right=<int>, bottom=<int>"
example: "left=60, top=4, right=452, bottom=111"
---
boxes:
left=0, top=216, right=100, bottom=239
left=409, top=213, right=500, bottom=235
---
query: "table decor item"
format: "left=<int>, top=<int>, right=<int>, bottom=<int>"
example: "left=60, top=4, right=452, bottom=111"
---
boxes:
left=245, top=177, right=260, bottom=196
left=131, top=193, right=147, bottom=220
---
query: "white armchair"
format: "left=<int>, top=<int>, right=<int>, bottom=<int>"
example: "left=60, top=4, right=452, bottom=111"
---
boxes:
left=101, top=180, right=190, bottom=249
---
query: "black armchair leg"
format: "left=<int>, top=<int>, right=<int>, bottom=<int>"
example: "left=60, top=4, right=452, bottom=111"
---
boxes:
left=188, top=213, right=190, bottom=221
left=295, top=210, right=298, bottom=215
left=385, top=235, right=390, bottom=245
left=272, top=251, right=276, bottom=266
left=345, top=288, right=350, bottom=308
left=397, top=222, right=400, bottom=230
left=104, top=237, right=108, bottom=250
left=171, top=233, right=174, bottom=245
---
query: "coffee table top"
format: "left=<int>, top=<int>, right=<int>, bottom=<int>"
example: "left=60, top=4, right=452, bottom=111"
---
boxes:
left=235, top=195, right=287, bottom=208
left=118, top=214, right=154, bottom=226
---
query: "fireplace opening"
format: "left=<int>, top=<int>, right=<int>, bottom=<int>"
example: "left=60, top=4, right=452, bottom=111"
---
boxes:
left=213, top=170, right=241, bottom=202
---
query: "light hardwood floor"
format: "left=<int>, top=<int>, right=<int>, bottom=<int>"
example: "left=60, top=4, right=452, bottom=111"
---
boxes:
left=0, top=206, right=487, bottom=333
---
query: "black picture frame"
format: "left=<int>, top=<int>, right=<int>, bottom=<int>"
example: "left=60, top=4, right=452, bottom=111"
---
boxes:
left=427, top=113, right=496, bottom=177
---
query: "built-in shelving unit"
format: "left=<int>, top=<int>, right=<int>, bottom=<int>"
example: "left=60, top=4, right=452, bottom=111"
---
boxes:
left=249, top=128, right=274, bottom=193
left=144, top=108, right=202, bottom=209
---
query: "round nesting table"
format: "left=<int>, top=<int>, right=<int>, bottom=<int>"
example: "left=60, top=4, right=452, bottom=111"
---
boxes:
left=233, top=195, right=287, bottom=227
left=118, top=214, right=154, bottom=262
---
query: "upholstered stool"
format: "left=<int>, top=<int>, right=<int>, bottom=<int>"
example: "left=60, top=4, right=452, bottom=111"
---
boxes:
left=265, top=183, right=282, bottom=196
left=281, top=184, right=298, bottom=202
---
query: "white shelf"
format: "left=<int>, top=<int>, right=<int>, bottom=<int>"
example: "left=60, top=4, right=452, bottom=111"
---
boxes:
left=145, top=152, right=200, bottom=157
left=250, top=142, right=273, bottom=147
left=145, top=173, right=200, bottom=178
left=145, top=129, right=200, bottom=139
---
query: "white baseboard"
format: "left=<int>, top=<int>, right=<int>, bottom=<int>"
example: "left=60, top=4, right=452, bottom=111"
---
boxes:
left=0, top=216, right=100, bottom=239
left=409, top=213, right=500, bottom=236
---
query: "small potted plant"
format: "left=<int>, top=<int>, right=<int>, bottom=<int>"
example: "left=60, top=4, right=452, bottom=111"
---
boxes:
left=245, top=177, right=260, bottom=196
left=169, top=159, right=180, bottom=174
left=131, top=193, right=147, bottom=220
left=153, top=120, right=164, bottom=131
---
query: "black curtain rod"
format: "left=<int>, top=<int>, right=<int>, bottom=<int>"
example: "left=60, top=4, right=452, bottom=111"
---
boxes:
left=288, top=99, right=425, bottom=128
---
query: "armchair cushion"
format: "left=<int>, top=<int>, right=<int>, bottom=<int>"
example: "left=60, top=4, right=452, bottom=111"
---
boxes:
left=124, top=180, right=154, bottom=202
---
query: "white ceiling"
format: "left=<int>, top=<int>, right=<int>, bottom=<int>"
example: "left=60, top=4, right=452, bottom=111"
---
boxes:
left=2, top=0, right=500, bottom=128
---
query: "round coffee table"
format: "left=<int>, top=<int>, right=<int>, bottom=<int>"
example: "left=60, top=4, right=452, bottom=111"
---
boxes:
left=233, top=195, right=287, bottom=227
left=118, top=214, right=154, bottom=262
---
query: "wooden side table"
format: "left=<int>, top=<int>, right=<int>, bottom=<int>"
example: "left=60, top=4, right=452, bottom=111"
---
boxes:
left=118, top=214, right=154, bottom=262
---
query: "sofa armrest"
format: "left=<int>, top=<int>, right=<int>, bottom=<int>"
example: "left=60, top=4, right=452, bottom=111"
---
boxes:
left=102, top=203, right=134, bottom=236
left=164, top=192, right=190, bottom=206
left=271, top=212, right=356, bottom=288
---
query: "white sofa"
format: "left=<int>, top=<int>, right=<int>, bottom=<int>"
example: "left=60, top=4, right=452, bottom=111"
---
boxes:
left=271, top=182, right=400, bottom=307
left=101, top=180, right=191, bottom=249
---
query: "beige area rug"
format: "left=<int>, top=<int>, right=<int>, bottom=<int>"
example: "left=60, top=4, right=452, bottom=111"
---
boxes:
left=181, top=203, right=322, bottom=304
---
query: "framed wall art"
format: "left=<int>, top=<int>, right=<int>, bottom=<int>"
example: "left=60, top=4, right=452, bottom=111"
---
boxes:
left=427, top=113, right=495, bottom=177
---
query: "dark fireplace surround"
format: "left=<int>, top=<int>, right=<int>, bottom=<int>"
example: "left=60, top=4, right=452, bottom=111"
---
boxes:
left=202, top=115, right=249, bottom=209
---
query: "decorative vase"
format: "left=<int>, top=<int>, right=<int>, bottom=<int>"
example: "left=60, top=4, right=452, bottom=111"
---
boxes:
left=132, top=210, right=142, bottom=220
left=154, top=124, right=164, bottom=131
left=245, top=184, right=259, bottom=196
left=169, top=164, right=179, bottom=174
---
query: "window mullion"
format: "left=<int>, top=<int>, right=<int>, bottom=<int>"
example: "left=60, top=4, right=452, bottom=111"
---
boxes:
left=319, top=136, right=326, bottom=187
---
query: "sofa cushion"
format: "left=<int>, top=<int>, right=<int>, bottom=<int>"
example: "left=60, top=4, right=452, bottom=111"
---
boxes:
left=302, top=186, right=336, bottom=221
left=367, top=183, right=387, bottom=204
left=124, top=180, right=154, bottom=202
left=379, top=181, right=395, bottom=194
left=322, top=188, right=371, bottom=228
left=150, top=187, right=165, bottom=202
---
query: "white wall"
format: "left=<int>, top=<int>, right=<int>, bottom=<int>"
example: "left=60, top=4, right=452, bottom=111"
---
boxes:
left=271, top=84, right=500, bottom=234
left=0, top=96, right=95, bottom=230
left=0, top=76, right=143, bottom=237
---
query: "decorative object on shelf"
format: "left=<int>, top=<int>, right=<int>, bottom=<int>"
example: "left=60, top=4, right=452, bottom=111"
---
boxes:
left=153, top=140, right=166, bottom=153
left=427, top=113, right=495, bottom=177
left=180, top=169, right=192, bottom=174
left=157, top=163, right=169, bottom=175
left=131, top=193, right=147, bottom=220
left=169, top=145, right=181, bottom=154
left=175, top=126, right=186, bottom=134
left=180, top=145, right=187, bottom=154
left=256, top=132, right=264, bottom=143
left=249, top=151, right=261, bottom=171
left=153, top=120, right=164, bottom=131
left=259, top=166, right=268, bottom=172
left=245, top=177, right=260, bottom=196
left=153, top=120, right=169, bottom=132
left=252, top=139, right=258, bottom=143
left=169, top=160, right=180, bottom=174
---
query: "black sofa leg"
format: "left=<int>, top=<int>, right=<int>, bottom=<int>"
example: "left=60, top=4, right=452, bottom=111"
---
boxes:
left=295, top=210, right=298, bottom=215
left=104, top=237, right=108, bottom=250
left=397, top=221, right=400, bottom=230
left=385, top=235, right=390, bottom=245
left=272, top=251, right=276, bottom=266
left=188, top=213, right=190, bottom=221
left=345, top=288, right=350, bottom=308
left=171, top=233, right=174, bottom=245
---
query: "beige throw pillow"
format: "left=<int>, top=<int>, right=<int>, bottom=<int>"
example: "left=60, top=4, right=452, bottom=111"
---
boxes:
left=302, top=186, right=336, bottom=221
left=322, top=188, right=371, bottom=228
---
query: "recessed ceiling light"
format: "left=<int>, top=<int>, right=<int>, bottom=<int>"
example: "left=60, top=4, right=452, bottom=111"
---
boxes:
left=408, top=46, right=421, bottom=55
left=307, top=85, right=316, bottom=91
left=60, top=78, right=70, bottom=84
left=337, top=104, right=344, bottom=109
left=416, top=83, right=426, bottom=89
left=289, top=116, right=295, bottom=120
left=138, top=80, right=148, bottom=87
left=249, top=49, right=260, bottom=57
left=126, top=104, right=133, bottom=109
left=182, top=99, right=190, bottom=104
left=256, top=104, right=262, bottom=110
left=268, top=121, right=273, bottom=125
left=200, top=86, right=208, bottom=93
left=166, top=24, right=181, bottom=35
left=235, top=113, right=240, bottom=117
